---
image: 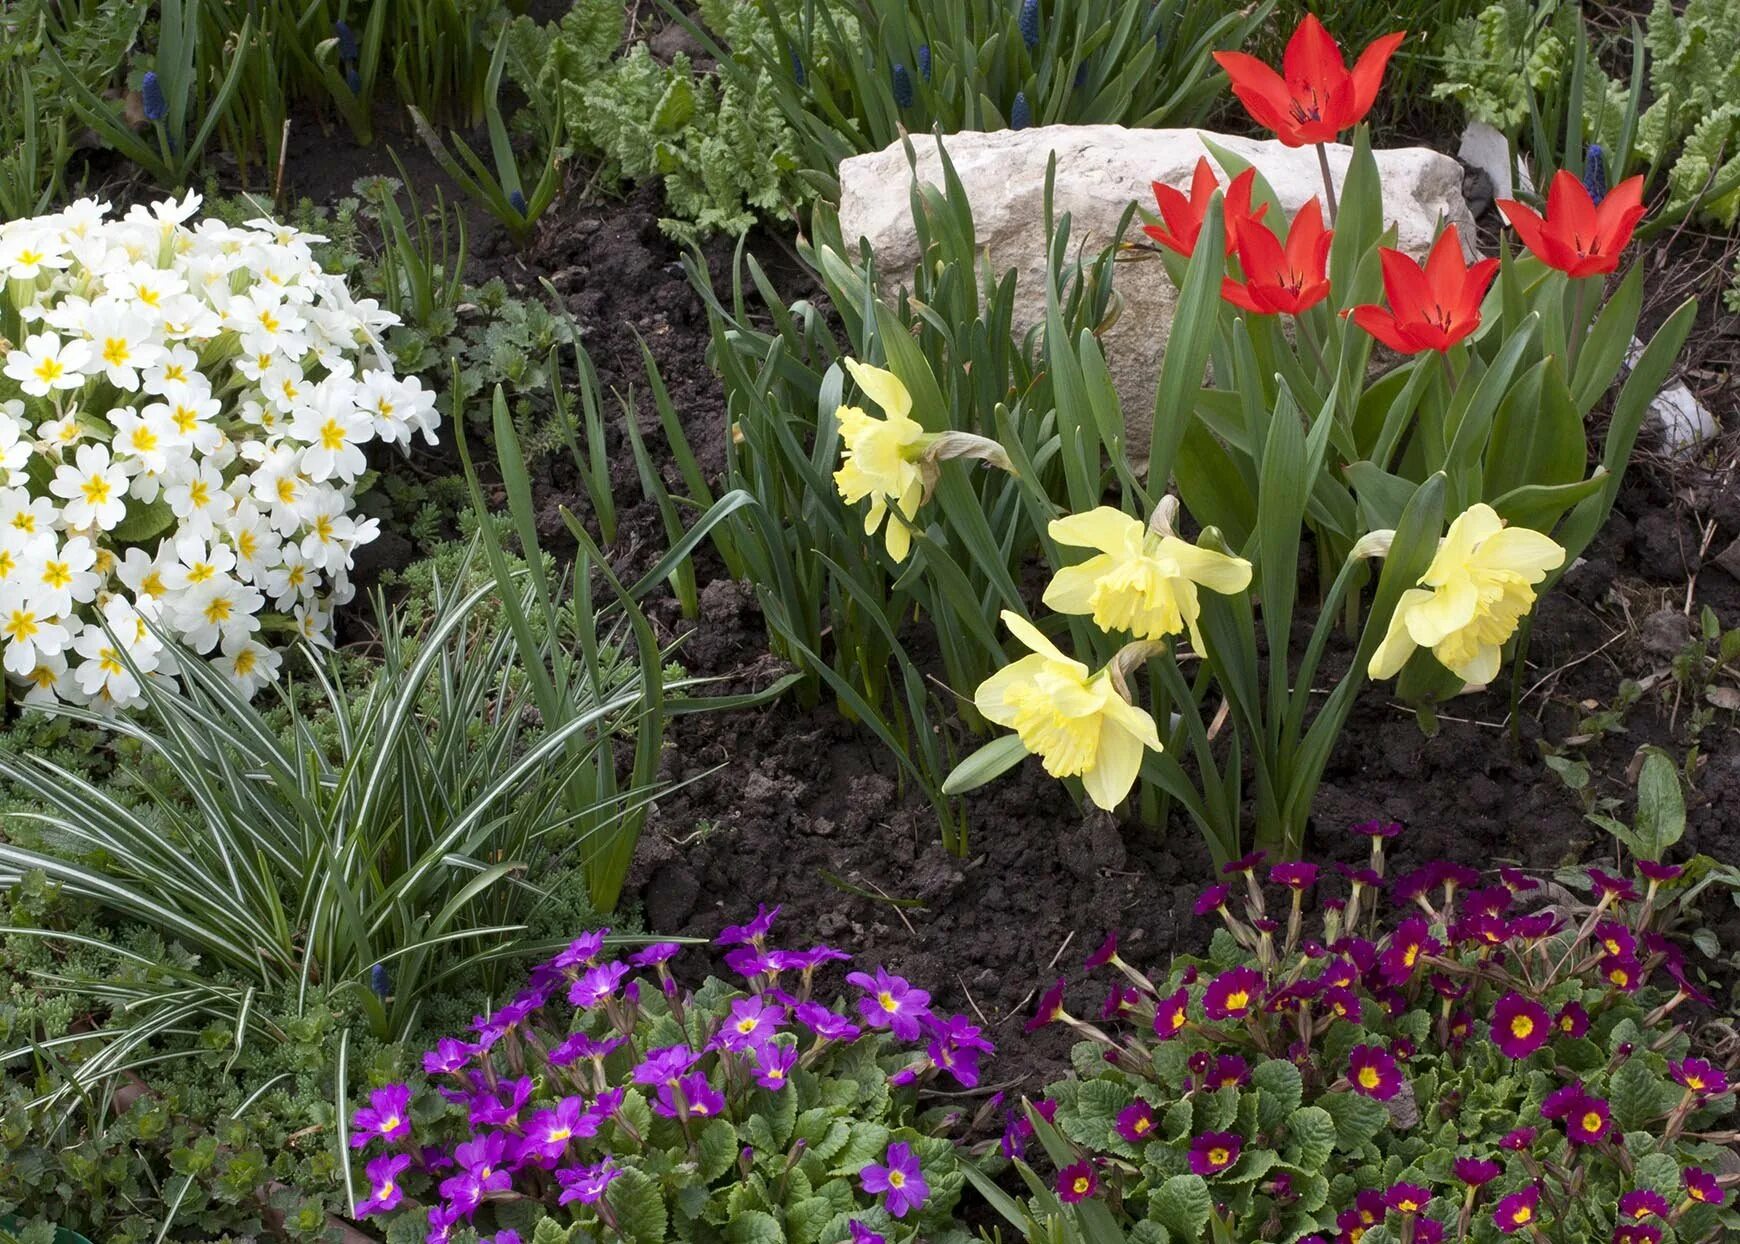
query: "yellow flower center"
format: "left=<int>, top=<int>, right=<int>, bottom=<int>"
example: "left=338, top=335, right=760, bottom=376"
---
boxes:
left=98, top=646, right=122, bottom=675
left=130, top=425, right=159, bottom=452
left=82, top=476, right=112, bottom=505
left=33, top=357, right=64, bottom=382
left=1357, top=1067, right=1381, bottom=1090
left=1513, top=1207, right=1532, bottom=1225
left=42, top=560, right=70, bottom=590
left=1223, top=990, right=1249, bottom=1013
left=187, top=560, right=215, bottom=584
left=887, top=1171, right=906, bottom=1189
left=319, top=419, right=347, bottom=451
left=102, top=338, right=131, bottom=366
left=1580, top=1111, right=1602, bottom=1134
left=1208, top=1147, right=1229, bottom=1166
left=3, top=610, right=39, bottom=641
left=233, top=648, right=256, bottom=675
left=188, top=481, right=210, bottom=508
left=878, top=991, right=898, bottom=1013
left=1510, top=1015, right=1534, bottom=1039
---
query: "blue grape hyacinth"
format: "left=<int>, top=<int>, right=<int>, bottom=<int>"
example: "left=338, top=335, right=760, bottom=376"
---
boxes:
left=1011, top=91, right=1032, bottom=130
left=141, top=70, right=168, bottom=122
left=892, top=63, right=914, bottom=108
left=1019, top=0, right=1040, bottom=50
left=1583, top=144, right=1607, bottom=206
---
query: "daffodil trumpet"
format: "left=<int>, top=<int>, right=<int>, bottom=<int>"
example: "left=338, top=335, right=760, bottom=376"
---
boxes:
left=1041, top=496, right=1253, bottom=652
left=831, top=359, right=1011, bottom=562
left=972, top=611, right=1163, bottom=812
left=1368, top=503, right=1565, bottom=687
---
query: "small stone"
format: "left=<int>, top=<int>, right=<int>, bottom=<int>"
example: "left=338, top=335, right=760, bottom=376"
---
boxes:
left=1640, top=608, right=1693, bottom=656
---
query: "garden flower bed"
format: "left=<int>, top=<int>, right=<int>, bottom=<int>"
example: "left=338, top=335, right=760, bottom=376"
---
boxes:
left=0, top=2, right=1737, bottom=1242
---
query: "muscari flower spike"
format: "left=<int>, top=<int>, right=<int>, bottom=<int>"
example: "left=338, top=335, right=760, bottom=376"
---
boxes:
left=1011, top=91, right=1032, bottom=130
left=892, top=63, right=915, bottom=108
left=1019, top=0, right=1040, bottom=50
left=142, top=71, right=168, bottom=123
left=1584, top=144, right=1606, bottom=205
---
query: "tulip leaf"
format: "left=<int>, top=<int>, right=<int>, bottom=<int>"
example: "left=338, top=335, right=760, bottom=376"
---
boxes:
left=1571, top=264, right=1643, bottom=414
left=1149, top=199, right=1224, bottom=489
left=1489, top=473, right=1607, bottom=535
left=1328, top=125, right=1382, bottom=306
left=1342, top=460, right=1414, bottom=532
left=942, top=734, right=1030, bottom=796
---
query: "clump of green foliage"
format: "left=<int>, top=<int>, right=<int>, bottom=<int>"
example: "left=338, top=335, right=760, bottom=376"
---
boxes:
left=501, top=0, right=805, bottom=242
left=1431, top=0, right=1569, bottom=133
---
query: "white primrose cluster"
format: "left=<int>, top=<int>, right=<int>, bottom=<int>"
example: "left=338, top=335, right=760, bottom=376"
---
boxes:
left=0, top=193, right=438, bottom=710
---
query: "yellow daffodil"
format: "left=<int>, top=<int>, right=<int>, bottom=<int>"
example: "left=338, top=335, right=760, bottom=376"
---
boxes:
left=1042, top=502, right=1253, bottom=650
left=973, top=610, right=1162, bottom=810
left=832, top=360, right=927, bottom=561
left=1369, top=503, right=1565, bottom=686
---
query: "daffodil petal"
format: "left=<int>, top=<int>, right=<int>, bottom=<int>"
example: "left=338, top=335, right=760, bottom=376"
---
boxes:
left=1043, top=556, right=1116, bottom=614
left=973, top=653, right=1054, bottom=726
left=999, top=610, right=1082, bottom=672
left=1472, top=526, right=1566, bottom=579
left=1448, top=640, right=1502, bottom=687
left=1404, top=575, right=1478, bottom=646
left=843, top=359, right=913, bottom=421
left=1082, top=718, right=1145, bottom=811
left=1049, top=507, right=1143, bottom=555
left=1160, top=538, right=1254, bottom=594
left=1369, top=587, right=1433, bottom=678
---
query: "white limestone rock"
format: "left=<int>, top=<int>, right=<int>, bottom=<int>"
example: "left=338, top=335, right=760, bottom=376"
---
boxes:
left=837, top=125, right=1476, bottom=460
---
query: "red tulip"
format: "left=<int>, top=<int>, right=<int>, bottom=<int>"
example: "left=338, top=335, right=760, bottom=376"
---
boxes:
left=1221, top=198, right=1333, bottom=316
left=1496, top=170, right=1647, bottom=279
left=1143, top=159, right=1267, bottom=258
left=1213, top=16, right=1406, bottom=148
left=1349, top=226, right=1499, bottom=354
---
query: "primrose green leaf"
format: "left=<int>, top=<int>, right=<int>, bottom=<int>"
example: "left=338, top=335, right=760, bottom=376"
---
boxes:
left=1633, top=1151, right=1682, bottom=1198
left=1321, top=1091, right=1390, bottom=1152
left=1149, top=1173, right=1212, bottom=1240
left=1634, top=749, right=1686, bottom=860
left=609, top=1166, right=670, bottom=1244
left=1253, top=1059, right=1304, bottom=1120
left=1285, top=1106, right=1336, bottom=1171
left=1610, top=1058, right=1672, bottom=1131
left=111, top=497, right=176, bottom=544
left=830, top=1122, right=891, bottom=1175
left=697, top=1117, right=739, bottom=1182
left=724, top=1209, right=785, bottom=1244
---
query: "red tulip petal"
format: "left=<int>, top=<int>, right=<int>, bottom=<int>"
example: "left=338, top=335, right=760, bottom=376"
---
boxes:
left=1214, top=52, right=1298, bottom=138
left=1458, top=256, right=1501, bottom=320
left=1236, top=216, right=1286, bottom=284
left=1545, top=170, right=1597, bottom=251
left=1283, top=198, right=1329, bottom=273
left=1594, top=175, right=1647, bottom=255
left=1350, top=304, right=1417, bottom=353
left=1221, top=277, right=1264, bottom=313
left=1496, top=198, right=1552, bottom=264
left=1187, top=157, right=1220, bottom=210
left=1283, top=14, right=1349, bottom=95
left=1376, top=246, right=1433, bottom=321
left=1423, top=226, right=1470, bottom=303
left=1345, top=31, right=1407, bottom=126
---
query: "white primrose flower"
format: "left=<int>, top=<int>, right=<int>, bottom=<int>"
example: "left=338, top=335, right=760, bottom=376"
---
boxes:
left=3, top=332, right=90, bottom=396
left=49, top=443, right=133, bottom=531
left=0, top=197, right=426, bottom=704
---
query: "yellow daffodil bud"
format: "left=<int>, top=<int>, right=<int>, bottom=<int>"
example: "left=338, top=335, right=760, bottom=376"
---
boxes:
left=832, top=359, right=1010, bottom=561
left=1042, top=504, right=1253, bottom=651
left=973, top=611, right=1162, bottom=810
left=1369, top=503, right=1565, bottom=686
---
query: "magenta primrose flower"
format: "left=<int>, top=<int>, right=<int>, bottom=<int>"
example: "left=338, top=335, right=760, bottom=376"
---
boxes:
left=1148, top=986, right=1188, bottom=1040
left=633, top=1043, right=699, bottom=1087
left=1270, top=861, right=1318, bottom=889
left=567, top=961, right=630, bottom=1008
left=1452, top=1156, right=1501, bottom=1186
left=1025, top=977, right=1070, bottom=1032
left=1348, top=1043, right=1402, bottom=1100
left=794, top=1000, right=862, bottom=1042
left=350, top=1083, right=412, bottom=1148
left=1493, top=1186, right=1540, bottom=1233
left=1670, top=1058, right=1729, bottom=1097
left=1490, top=992, right=1551, bottom=1058
left=1057, top=1160, right=1099, bottom=1202
left=1555, top=1001, right=1590, bottom=1038
left=422, top=1038, right=480, bottom=1076
left=717, top=903, right=781, bottom=946
left=1379, top=916, right=1439, bottom=984
left=439, top=1131, right=515, bottom=1217
left=1208, top=1054, right=1249, bottom=1089
left=653, top=1070, right=725, bottom=1119
left=1193, top=883, right=1231, bottom=916
left=847, top=967, right=932, bottom=1041
left=1619, top=1189, right=1671, bottom=1221
left=1115, top=1100, right=1156, bottom=1144
left=357, top=1153, right=411, bottom=1216
left=628, top=941, right=682, bottom=968
left=1203, top=966, right=1263, bottom=1020
left=520, top=1096, right=600, bottom=1166
left=926, top=1013, right=995, bottom=1088
left=548, top=1031, right=623, bottom=1067
left=555, top=1158, right=620, bottom=1206
left=860, top=1141, right=929, bottom=1218
left=551, top=930, right=608, bottom=970
left=752, top=1041, right=799, bottom=1089
left=1386, top=1182, right=1430, bottom=1214
left=1613, top=1226, right=1663, bottom=1244
left=1684, top=1166, right=1725, bottom=1205
left=466, top=1076, right=533, bottom=1128
left=1564, top=1094, right=1613, bottom=1145
left=847, top=1222, right=886, bottom=1244
left=715, top=995, right=785, bottom=1052
left=1588, top=867, right=1638, bottom=901
left=1084, top=931, right=1121, bottom=970
left=1636, top=860, right=1683, bottom=882
left=1499, top=1126, right=1536, bottom=1150
left=1223, top=850, right=1267, bottom=875
left=1188, top=1131, right=1242, bottom=1176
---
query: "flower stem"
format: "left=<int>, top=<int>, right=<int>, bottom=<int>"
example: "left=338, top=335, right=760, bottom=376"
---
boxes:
left=1315, top=143, right=1340, bottom=225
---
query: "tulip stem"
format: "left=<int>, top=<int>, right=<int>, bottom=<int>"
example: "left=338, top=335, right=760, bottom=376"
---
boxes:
left=1314, top=142, right=1339, bottom=225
